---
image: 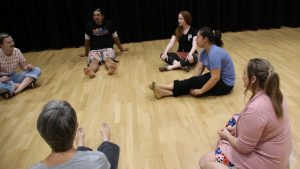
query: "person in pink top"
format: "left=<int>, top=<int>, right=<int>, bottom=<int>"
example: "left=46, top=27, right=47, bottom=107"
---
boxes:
left=0, top=33, right=41, bottom=99
left=199, top=58, right=292, bottom=169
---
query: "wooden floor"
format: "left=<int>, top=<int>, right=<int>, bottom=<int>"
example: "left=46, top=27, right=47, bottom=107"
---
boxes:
left=0, top=27, right=300, bottom=169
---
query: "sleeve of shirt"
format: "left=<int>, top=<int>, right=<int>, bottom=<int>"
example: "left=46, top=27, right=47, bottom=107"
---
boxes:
left=16, top=48, right=25, bottom=64
left=107, top=21, right=118, bottom=38
left=208, top=51, right=222, bottom=70
left=236, top=106, right=266, bottom=154
left=85, top=33, right=90, bottom=40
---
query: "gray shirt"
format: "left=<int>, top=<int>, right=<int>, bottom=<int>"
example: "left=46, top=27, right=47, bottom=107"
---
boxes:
left=30, top=151, right=110, bottom=169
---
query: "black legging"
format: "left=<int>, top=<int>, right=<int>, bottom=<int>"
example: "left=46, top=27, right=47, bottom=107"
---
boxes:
left=173, top=73, right=234, bottom=97
left=161, top=52, right=198, bottom=67
left=77, top=141, right=120, bottom=169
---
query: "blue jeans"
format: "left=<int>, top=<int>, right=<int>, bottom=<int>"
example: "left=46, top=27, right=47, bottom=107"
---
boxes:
left=0, top=67, right=41, bottom=95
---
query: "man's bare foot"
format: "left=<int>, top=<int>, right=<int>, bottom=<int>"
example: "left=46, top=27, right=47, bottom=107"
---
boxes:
left=75, top=127, right=85, bottom=147
left=14, top=83, right=20, bottom=90
left=107, top=62, right=117, bottom=75
left=12, top=83, right=21, bottom=95
left=84, top=67, right=96, bottom=78
left=100, top=123, right=111, bottom=142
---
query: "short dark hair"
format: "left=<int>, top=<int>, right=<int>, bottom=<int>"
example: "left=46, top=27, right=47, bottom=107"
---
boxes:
left=37, top=100, right=78, bottom=152
left=0, top=33, right=11, bottom=45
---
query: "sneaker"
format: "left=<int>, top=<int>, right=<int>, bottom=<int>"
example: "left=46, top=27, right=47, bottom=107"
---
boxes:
left=159, top=66, right=168, bottom=72
left=2, top=92, right=15, bottom=99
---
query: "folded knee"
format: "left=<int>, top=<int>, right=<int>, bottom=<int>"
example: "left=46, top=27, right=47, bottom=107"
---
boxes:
left=33, top=67, right=42, bottom=77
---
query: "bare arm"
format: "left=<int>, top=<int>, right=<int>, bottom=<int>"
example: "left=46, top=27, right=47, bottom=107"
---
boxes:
left=193, top=60, right=205, bottom=76
left=200, top=69, right=220, bottom=93
left=160, top=36, right=176, bottom=60
left=113, top=36, right=127, bottom=52
left=18, top=50, right=33, bottom=71
left=79, top=34, right=90, bottom=57
left=190, top=68, right=220, bottom=96
left=84, top=39, right=90, bottom=56
left=193, top=61, right=205, bottom=76
left=188, top=36, right=197, bottom=55
left=163, top=35, right=176, bottom=54
left=19, top=62, right=33, bottom=71
left=185, top=36, right=198, bottom=62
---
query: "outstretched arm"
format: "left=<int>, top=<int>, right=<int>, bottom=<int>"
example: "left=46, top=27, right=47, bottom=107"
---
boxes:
left=161, top=35, right=176, bottom=60
left=79, top=34, right=90, bottom=57
left=18, top=51, right=33, bottom=71
left=190, top=68, right=220, bottom=96
left=113, top=32, right=128, bottom=52
left=19, top=62, right=34, bottom=71
left=84, top=39, right=90, bottom=56
left=193, top=60, right=204, bottom=76
left=186, top=36, right=197, bottom=62
left=163, top=35, right=176, bottom=54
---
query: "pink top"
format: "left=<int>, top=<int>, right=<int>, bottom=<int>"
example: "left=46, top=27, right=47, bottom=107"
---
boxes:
left=219, top=91, right=292, bottom=169
left=0, top=48, right=25, bottom=76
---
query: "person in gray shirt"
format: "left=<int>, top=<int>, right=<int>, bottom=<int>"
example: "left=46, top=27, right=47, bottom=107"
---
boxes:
left=30, top=100, right=120, bottom=169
